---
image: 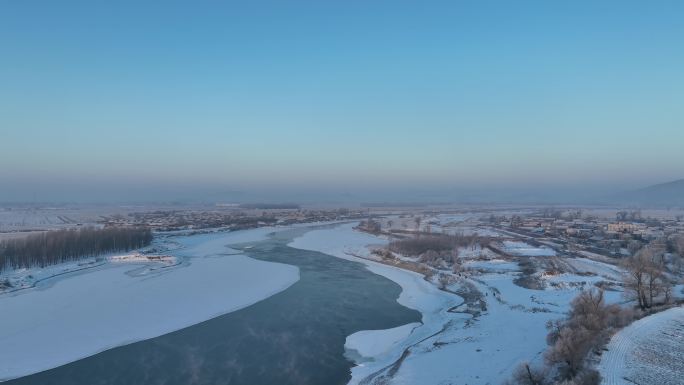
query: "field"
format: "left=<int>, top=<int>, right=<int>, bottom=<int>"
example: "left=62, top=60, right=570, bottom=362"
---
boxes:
left=598, top=306, right=684, bottom=385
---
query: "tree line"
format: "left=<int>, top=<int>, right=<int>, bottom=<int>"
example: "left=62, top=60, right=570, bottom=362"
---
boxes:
left=0, top=226, right=153, bottom=272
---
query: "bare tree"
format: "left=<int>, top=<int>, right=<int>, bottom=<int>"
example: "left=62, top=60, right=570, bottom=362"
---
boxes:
left=622, top=246, right=671, bottom=309
left=0, top=227, right=153, bottom=272
left=451, top=250, right=463, bottom=274
left=545, top=288, right=629, bottom=379
left=555, top=369, right=602, bottom=385
left=414, top=216, right=422, bottom=232
left=545, top=326, right=594, bottom=378
left=568, top=289, right=609, bottom=331
left=627, top=240, right=642, bottom=256
left=511, top=289, right=628, bottom=385
left=506, top=362, right=548, bottom=385
left=616, top=211, right=628, bottom=221
left=623, top=250, right=649, bottom=309
left=437, top=273, right=452, bottom=290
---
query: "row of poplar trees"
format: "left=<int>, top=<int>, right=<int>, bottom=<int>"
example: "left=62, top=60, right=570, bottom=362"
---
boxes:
left=0, top=226, right=153, bottom=272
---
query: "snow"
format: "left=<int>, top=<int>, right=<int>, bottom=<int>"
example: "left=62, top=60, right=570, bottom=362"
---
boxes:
left=501, top=241, right=556, bottom=256
left=435, top=214, right=475, bottom=223
left=393, top=285, right=552, bottom=384
left=545, top=273, right=605, bottom=285
left=345, top=323, right=421, bottom=359
left=291, top=222, right=628, bottom=385
left=0, top=252, right=181, bottom=295
left=0, top=219, right=639, bottom=384
left=1, top=258, right=106, bottom=293
left=0, top=227, right=300, bottom=381
left=463, top=259, right=519, bottom=272
left=458, top=245, right=497, bottom=259
left=673, top=284, right=684, bottom=300
left=565, top=257, right=625, bottom=281
left=598, top=306, right=684, bottom=385
left=386, top=270, right=623, bottom=385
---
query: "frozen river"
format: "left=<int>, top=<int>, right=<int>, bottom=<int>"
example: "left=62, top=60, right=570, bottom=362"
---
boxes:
left=4, top=226, right=419, bottom=385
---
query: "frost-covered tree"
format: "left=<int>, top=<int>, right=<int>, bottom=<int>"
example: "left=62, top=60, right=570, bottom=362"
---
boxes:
left=506, top=362, right=548, bottom=385
left=622, top=246, right=671, bottom=309
left=545, top=289, right=630, bottom=379
left=437, top=273, right=452, bottom=289
left=545, top=325, right=594, bottom=377
left=0, top=226, right=152, bottom=272
left=554, top=369, right=601, bottom=385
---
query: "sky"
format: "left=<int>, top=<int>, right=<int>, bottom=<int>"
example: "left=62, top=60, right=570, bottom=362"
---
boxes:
left=1, top=1, right=683, bottom=203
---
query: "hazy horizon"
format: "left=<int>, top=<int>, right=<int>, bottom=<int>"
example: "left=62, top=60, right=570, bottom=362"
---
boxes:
left=0, top=178, right=675, bottom=205
left=2, top=1, right=683, bottom=203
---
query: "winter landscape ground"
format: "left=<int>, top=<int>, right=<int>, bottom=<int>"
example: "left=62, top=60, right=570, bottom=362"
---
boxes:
left=2, top=205, right=682, bottom=385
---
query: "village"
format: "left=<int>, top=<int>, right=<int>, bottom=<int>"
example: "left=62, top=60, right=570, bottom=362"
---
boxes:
left=356, top=206, right=684, bottom=265
left=345, top=206, right=684, bottom=385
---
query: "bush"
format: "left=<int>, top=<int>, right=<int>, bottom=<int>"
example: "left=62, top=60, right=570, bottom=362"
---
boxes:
left=555, top=369, right=601, bottom=385
left=514, top=289, right=634, bottom=385
left=506, top=362, right=548, bottom=385
left=545, top=289, right=633, bottom=380
left=389, top=234, right=489, bottom=257
left=437, top=273, right=453, bottom=289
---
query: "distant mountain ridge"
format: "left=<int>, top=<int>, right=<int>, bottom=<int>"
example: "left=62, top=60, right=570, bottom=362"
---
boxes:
left=612, top=179, right=684, bottom=206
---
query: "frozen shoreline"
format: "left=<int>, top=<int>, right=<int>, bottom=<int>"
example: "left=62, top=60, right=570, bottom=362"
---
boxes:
left=288, top=222, right=461, bottom=385
left=0, top=227, right=300, bottom=381
left=345, top=322, right=421, bottom=361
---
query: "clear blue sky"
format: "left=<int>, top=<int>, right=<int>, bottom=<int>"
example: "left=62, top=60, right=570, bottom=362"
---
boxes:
left=1, top=1, right=683, bottom=202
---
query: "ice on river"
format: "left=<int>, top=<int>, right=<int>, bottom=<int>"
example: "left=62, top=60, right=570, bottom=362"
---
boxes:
left=0, top=228, right=299, bottom=381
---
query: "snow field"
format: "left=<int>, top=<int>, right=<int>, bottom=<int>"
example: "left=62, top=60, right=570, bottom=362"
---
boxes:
left=598, top=306, right=684, bottom=385
left=502, top=241, right=556, bottom=257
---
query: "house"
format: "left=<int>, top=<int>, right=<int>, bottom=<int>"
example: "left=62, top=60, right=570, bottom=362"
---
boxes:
left=607, top=222, right=640, bottom=233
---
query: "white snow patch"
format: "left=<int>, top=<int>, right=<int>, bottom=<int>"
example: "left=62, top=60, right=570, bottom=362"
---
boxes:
left=565, top=257, right=625, bottom=281
left=502, top=241, right=556, bottom=256
left=463, top=259, right=519, bottom=272
left=345, top=323, right=421, bottom=359
left=458, top=245, right=497, bottom=259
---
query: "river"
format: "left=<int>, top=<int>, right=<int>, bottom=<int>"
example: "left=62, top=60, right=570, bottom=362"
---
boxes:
left=6, top=227, right=420, bottom=385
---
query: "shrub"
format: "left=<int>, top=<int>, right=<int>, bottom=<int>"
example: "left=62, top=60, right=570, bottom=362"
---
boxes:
left=506, top=362, right=548, bottom=385
left=545, top=289, right=633, bottom=380
left=389, top=234, right=489, bottom=257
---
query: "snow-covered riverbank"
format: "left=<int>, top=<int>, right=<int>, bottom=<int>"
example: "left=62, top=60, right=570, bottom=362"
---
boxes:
left=0, top=227, right=300, bottom=381
left=289, top=223, right=461, bottom=384
left=0, top=253, right=178, bottom=294
left=290, top=222, right=627, bottom=385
